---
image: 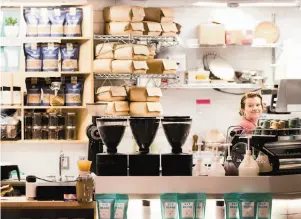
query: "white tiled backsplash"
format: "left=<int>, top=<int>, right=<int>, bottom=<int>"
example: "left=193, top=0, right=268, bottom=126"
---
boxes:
left=2, top=0, right=301, bottom=215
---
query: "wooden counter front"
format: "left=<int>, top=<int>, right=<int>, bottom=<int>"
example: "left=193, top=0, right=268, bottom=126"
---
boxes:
left=0, top=196, right=95, bottom=209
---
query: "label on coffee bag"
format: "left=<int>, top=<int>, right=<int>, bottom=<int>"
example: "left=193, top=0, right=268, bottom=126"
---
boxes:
left=181, top=202, right=194, bottom=218
left=257, top=202, right=269, bottom=219
left=242, top=202, right=255, bottom=217
left=164, top=202, right=177, bottom=219
left=99, top=202, right=111, bottom=219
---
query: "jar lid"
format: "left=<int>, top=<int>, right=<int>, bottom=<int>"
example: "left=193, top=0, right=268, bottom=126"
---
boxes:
left=216, top=200, right=224, bottom=206
left=3, top=86, right=11, bottom=91
left=142, top=200, right=150, bottom=206
left=26, top=175, right=37, bottom=183
left=13, top=86, right=21, bottom=91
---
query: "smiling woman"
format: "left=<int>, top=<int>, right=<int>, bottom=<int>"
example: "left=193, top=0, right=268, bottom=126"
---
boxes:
left=239, top=92, right=264, bottom=133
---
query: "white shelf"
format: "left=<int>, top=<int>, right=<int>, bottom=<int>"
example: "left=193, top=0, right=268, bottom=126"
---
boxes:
left=0, top=37, right=91, bottom=46
left=187, top=43, right=281, bottom=49
left=161, top=83, right=261, bottom=89
left=94, top=35, right=177, bottom=42
left=95, top=175, right=301, bottom=199
left=94, top=73, right=179, bottom=80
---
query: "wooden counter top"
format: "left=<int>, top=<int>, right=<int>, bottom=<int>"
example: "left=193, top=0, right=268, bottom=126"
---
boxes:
left=0, top=197, right=95, bottom=209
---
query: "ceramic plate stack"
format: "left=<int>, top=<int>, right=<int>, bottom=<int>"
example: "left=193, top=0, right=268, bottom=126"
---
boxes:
left=255, top=21, right=279, bottom=44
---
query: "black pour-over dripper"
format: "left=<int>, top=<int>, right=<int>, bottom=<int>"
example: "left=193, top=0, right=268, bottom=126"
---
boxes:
left=161, top=117, right=192, bottom=153
left=96, top=118, right=127, bottom=153
left=129, top=117, right=160, bottom=154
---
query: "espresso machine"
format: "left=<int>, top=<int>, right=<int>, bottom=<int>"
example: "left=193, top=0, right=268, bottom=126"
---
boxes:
left=161, top=116, right=193, bottom=176
left=128, top=117, right=160, bottom=176
left=229, top=79, right=301, bottom=175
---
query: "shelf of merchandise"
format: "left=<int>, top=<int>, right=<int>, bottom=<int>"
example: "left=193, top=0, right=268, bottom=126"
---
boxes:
left=0, top=105, right=22, bottom=109
left=161, top=83, right=262, bottom=89
left=0, top=140, right=88, bottom=144
left=0, top=2, right=94, bottom=143
left=94, top=35, right=178, bottom=42
left=0, top=37, right=91, bottom=46
left=94, top=73, right=179, bottom=80
left=187, top=43, right=281, bottom=49
left=23, top=106, right=86, bottom=109
left=95, top=175, right=301, bottom=199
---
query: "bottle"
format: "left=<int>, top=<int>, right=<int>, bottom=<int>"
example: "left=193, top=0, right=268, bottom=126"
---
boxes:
left=26, top=175, right=37, bottom=200
left=208, top=156, right=225, bottom=176
left=256, top=151, right=273, bottom=173
left=76, top=160, right=94, bottom=203
left=239, top=150, right=259, bottom=176
left=194, top=142, right=208, bottom=176
left=142, top=200, right=151, bottom=219
left=215, top=201, right=225, bottom=219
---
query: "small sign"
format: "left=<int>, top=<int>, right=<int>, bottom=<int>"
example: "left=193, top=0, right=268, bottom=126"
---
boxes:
left=54, top=8, right=61, bottom=16
left=48, top=42, right=54, bottom=49
left=196, top=99, right=211, bottom=105
left=70, top=8, right=76, bottom=16
left=31, top=43, right=37, bottom=50
left=67, top=43, right=73, bottom=51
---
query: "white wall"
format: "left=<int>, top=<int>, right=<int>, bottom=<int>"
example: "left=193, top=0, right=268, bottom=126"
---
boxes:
left=1, top=0, right=301, bottom=217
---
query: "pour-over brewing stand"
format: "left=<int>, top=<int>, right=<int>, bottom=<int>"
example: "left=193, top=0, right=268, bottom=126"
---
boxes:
left=128, top=117, right=160, bottom=176
left=161, top=117, right=193, bottom=176
left=95, top=118, right=128, bottom=176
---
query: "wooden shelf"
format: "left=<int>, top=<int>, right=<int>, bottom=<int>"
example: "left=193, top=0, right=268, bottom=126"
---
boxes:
left=0, top=2, right=88, bottom=7
left=23, top=106, right=86, bottom=109
left=1, top=140, right=88, bottom=144
left=0, top=105, right=22, bottom=109
left=1, top=4, right=95, bottom=145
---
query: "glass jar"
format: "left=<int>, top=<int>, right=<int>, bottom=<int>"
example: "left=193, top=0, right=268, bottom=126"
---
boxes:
left=57, top=114, right=65, bottom=127
left=13, top=86, right=22, bottom=105
left=76, top=172, right=94, bottom=203
left=25, top=127, right=32, bottom=140
left=41, top=113, right=49, bottom=127
left=2, top=86, right=11, bottom=105
left=66, top=127, right=76, bottom=140
left=6, top=124, right=17, bottom=139
left=1, top=124, right=6, bottom=139
left=48, top=113, right=58, bottom=128
left=33, top=113, right=42, bottom=127
left=25, top=113, right=33, bottom=127
left=48, top=128, right=58, bottom=140
left=32, top=127, right=42, bottom=140
left=66, top=112, right=76, bottom=127
left=41, top=128, right=49, bottom=140
left=57, top=127, right=65, bottom=140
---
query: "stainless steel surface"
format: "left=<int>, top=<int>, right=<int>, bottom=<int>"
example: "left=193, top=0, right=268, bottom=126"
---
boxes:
left=276, top=79, right=301, bottom=112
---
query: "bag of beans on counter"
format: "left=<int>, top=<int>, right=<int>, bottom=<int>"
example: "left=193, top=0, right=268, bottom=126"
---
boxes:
left=41, top=77, right=52, bottom=106
left=49, top=77, right=65, bottom=106
left=65, top=76, right=83, bottom=106
left=24, top=43, right=42, bottom=72
left=26, top=77, right=42, bottom=106
left=24, top=8, right=39, bottom=37
left=64, top=7, right=83, bottom=37
left=60, top=43, right=79, bottom=71
left=41, top=43, right=60, bottom=72
left=49, top=8, right=65, bottom=37
left=37, top=8, right=51, bottom=37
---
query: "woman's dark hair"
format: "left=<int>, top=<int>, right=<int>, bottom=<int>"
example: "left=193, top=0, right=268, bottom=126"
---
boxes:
left=239, top=92, right=263, bottom=116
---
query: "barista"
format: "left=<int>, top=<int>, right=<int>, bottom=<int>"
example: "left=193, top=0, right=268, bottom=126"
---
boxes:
left=239, top=92, right=264, bottom=134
